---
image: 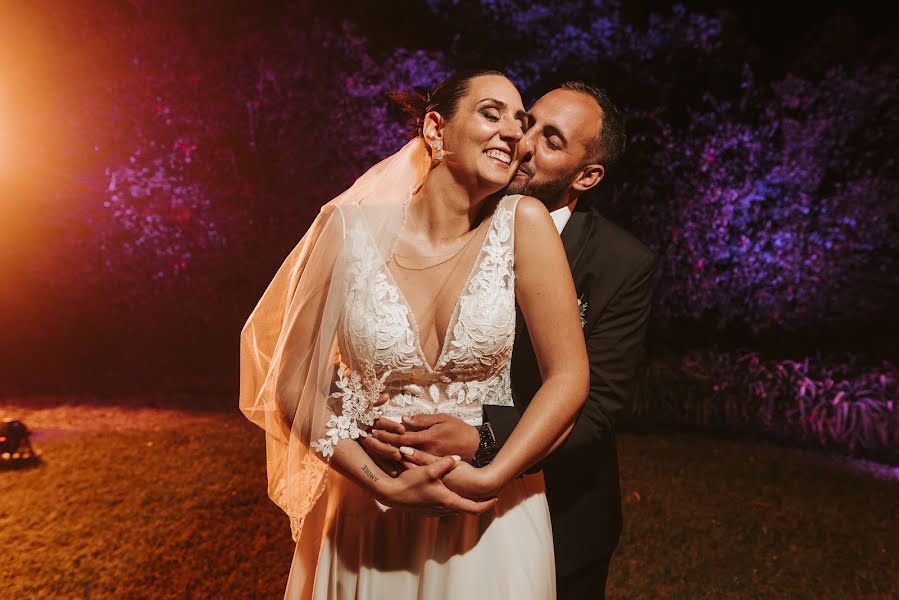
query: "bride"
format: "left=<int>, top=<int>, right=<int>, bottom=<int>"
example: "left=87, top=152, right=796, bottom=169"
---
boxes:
left=240, top=69, right=589, bottom=599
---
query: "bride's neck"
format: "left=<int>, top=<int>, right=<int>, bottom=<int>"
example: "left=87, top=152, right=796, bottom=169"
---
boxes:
left=410, top=167, right=496, bottom=243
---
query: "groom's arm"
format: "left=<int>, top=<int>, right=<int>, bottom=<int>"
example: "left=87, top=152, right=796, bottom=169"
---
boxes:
left=486, top=253, right=655, bottom=469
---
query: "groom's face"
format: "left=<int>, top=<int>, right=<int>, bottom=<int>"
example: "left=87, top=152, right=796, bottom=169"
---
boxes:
left=508, top=88, right=604, bottom=210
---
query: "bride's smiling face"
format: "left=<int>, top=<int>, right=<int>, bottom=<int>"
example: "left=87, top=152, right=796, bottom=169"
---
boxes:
left=426, top=75, right=528, bottom=192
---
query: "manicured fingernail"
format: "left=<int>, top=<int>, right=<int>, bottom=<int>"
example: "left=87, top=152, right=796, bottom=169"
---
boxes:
left=399, top=446, right=414, bottom=456
left=451, top=455, right=461, bottom=462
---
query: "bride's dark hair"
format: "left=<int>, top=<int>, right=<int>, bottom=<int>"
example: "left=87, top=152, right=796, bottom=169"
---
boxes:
left=390, top=68, right=507, bottom=139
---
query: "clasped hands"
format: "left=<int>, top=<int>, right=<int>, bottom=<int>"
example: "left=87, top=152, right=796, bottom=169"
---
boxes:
left=361, top=393, right=500, bottom=516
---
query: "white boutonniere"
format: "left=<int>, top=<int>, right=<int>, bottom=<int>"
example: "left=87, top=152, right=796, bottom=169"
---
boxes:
left=577, top=293, right=587, bottom=328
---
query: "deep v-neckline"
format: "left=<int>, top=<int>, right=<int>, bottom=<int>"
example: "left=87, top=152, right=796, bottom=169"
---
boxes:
left=383, top=208, right=499, bottom=372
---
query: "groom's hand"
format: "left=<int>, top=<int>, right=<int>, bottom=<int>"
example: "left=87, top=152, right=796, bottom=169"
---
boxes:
left=360, top=417, right=443, bottom=471
left=372, top=413, right=481, bottom=460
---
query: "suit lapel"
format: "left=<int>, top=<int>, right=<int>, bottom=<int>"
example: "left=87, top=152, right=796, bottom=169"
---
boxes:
left=561, top=207, right=594, bottom=275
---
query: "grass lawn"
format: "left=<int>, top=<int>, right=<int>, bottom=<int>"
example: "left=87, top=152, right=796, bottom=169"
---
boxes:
left=1, top=397, right=896, bottom=599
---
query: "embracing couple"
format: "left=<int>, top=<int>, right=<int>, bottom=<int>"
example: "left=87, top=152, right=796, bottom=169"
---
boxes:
left=240, top=69, right=656, bottom=600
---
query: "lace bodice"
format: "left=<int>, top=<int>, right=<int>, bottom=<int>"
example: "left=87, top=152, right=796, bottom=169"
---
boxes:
left=312, top=195, right=521, bottom=457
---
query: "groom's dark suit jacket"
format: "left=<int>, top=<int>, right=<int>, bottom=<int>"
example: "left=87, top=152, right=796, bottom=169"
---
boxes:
left=484, top=201, right=656, bottom=578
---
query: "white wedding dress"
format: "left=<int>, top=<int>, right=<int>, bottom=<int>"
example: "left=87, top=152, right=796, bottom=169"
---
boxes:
left=284, top=195, right=555, bottom=599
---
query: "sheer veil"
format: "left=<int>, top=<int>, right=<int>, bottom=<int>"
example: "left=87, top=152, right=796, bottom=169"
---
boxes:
left=239, top=138, right=432, bottom=541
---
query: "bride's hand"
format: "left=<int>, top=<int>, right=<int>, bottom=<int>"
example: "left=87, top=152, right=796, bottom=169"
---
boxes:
left=377, top=456, right=497, bottom=516
left=388, top=447, right=502, bottom=502
left=441, top=461, right=501, bottom=501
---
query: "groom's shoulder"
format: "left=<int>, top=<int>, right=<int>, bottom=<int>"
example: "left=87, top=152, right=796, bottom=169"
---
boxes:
left=588, top=208, right=656, bottom=270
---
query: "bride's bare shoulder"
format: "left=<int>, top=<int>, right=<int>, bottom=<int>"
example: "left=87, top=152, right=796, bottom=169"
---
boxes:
left=510, top=195, right=556, bottom=238
left=512, top=194, right=549, bottom=213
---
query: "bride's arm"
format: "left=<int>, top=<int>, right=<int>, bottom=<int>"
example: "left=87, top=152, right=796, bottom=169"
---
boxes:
left=446, top=196, right=589, bottom=496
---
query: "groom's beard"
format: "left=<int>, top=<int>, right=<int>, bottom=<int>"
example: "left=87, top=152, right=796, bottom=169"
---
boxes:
left=507, top=168, right=578, bottom=211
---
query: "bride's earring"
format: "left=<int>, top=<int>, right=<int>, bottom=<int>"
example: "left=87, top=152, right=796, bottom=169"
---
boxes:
left=434, top=141, right=444, bottom=161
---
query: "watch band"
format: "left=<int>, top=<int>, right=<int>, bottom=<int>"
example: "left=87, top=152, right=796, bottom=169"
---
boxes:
left=472, top=422, right=498, bottom=468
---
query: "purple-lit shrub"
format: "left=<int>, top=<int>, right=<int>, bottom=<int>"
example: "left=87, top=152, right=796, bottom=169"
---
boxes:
left=632, top=350, right=899, bottom=463
left=629, top=66, right=898, bottom=330
left=425, top=0, right=721, bottom=90
left=100, top=125, right=224, bottom=283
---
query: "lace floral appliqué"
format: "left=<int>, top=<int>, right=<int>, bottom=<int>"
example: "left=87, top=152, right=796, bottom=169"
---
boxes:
left=312, top=365, right=386, bottom=458
left=437, top=204, right=515, bottom=378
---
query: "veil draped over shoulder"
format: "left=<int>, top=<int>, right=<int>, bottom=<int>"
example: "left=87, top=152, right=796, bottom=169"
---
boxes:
left=239, top=138, right=431, bottom=541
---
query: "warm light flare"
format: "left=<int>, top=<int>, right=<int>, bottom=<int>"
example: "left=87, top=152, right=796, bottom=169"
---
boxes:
left=0, top=66, right=14, bottom=186
left=2, top=4, right=80, bottom=184
left=1, top=8, right=53, bottom=186
left=0, top=15, right=26, bottom=188
left=0, top=5, right=70, bottom=305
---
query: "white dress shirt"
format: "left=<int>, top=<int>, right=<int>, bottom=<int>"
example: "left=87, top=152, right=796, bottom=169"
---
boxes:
left=549, top=205, right=573, bottom=234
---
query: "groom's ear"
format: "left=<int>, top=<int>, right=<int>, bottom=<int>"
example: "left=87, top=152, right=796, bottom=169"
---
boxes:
left=422, top=111, right=444, bottom=150
left=571, top=163, right=605, bottom=193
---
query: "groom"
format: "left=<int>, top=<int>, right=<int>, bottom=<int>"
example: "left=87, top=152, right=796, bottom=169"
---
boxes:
left=364, top=82, right=656, bottom=599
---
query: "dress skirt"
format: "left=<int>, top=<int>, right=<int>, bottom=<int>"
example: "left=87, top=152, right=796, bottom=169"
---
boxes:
left=284, top=470, right=556, bottom=600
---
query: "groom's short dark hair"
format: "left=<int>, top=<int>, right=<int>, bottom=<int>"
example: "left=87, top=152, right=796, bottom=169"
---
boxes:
left=560, top=81, right=626, bottom=169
